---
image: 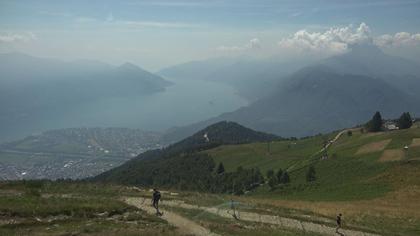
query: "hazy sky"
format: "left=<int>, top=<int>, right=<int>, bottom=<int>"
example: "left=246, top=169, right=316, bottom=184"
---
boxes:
left=1, top=0, right=420, bottom=71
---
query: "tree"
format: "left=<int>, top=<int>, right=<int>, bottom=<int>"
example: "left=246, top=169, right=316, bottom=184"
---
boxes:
left=266, top=169, right=274, bottom=179
left=276, top=168, right=283, bottom=182
left=347, top=130, right=352, bottom=137
left=398, top=112, right=413, bottom=129
left=280, top=171, right=290, bottom=184
left=366, top=111, right=383, bottom=132
left=268, top=176, right=277, bottom=190
left=217, top=162, right=225, bottom=175
left=306, top=166, right=316, bottom=182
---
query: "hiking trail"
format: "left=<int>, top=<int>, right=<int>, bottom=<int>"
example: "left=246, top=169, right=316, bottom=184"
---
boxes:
left=126, top=197, right=380, bottom=236
left=125, top=197, right=220, bottom=236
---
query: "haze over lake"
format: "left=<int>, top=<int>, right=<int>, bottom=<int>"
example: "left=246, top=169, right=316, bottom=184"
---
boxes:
left=0, top=77, right=248, bottom=142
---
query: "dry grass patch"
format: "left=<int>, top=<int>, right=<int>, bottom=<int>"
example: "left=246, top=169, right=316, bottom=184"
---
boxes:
left=356, top=139, right=391, bottom=155
left=410, top=138, right=420, bottom=147
left=379, top=149, right=405, bottom=162
left=246, top=186, right=420, bottom=220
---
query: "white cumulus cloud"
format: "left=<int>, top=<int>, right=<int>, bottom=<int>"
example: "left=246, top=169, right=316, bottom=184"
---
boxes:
left=375, top=32, right=420, bottom=47
left=217, top=38, right=261, bottom=52
left=278, top=23, right=372, bottom=54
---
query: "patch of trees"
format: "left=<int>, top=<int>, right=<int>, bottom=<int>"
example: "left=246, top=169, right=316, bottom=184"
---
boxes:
left=366, top=111, right=383, bottom=132
left=266, top=168, right=290, bottom=190
left=212, top=165, right=264, bottom=195
left=93, top=153, right=264, bottom=195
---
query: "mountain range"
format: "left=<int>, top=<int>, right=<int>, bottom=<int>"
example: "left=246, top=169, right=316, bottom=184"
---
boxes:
left=159, top=56, right=313, bottom=102
left=161, top=44, right=420, bottom=140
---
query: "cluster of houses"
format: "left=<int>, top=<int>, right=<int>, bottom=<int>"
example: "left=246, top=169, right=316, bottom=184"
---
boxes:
left=384, top=118, right=418, bottom=131
left=384, top=120, right=399, bottom=131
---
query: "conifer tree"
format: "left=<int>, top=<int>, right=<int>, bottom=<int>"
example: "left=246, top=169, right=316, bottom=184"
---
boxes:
left=398, top=112, right=413, bottom=129
left=366, top=111, right=383, bottom=132
left=217, top=162, right=225, bottom=174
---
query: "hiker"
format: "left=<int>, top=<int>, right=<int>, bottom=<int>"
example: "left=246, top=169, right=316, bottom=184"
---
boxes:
left=336, top=213, right=342, bottom=233
left=152, top=189, right=162, bottom=215
left=230, top=199, right=238, bottom=220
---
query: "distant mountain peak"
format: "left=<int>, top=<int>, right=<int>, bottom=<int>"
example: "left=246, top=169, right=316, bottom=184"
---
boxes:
left=118, top=62, right=144, bottom=71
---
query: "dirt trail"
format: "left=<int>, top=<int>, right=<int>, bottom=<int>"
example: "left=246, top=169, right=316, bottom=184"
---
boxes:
left=127, top=197, right=380, bottom=236
left=287, top=129, right=348, bottom=172
left=125, top=197, right=220, bottom=236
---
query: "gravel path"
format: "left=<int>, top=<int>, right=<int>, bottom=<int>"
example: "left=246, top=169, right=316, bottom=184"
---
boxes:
left=127, top=197, right=381, bottom=236
left=125, top=197, right=220, bottom=236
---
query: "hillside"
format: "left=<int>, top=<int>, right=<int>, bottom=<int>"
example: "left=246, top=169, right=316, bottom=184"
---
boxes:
left=92, top=121, right=281, bottom=187
left=94, top=119, right=420, bottom=198
left=207, top=123, right=420, bottom=199
left=163, top=64, right=420, bottom=141
left=90, top=122, right=420, bottom=235
left=3, top=124, right=420, bottom=236
left=322, top=44, right=420, bottom=100
left=97, top=119, right=420, bottom=200
left=0, top=128, right=164, bottom=180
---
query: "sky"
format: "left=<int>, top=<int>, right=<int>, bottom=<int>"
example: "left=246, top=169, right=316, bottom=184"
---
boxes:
left=1, top=0, right=420, bottom=71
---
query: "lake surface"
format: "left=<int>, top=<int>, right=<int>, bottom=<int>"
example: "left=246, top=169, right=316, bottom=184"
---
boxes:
left=0, top=78, right=248, bottom=142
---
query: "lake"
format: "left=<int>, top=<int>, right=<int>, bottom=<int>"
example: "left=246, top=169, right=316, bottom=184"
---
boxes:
left=0, top=78, right=248, bottom=142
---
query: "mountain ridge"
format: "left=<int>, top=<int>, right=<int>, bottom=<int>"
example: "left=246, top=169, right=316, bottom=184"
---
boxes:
left=162, top=49, right=420, bottom=141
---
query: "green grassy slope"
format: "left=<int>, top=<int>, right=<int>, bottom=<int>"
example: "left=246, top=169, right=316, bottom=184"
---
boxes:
left=205, top=125, right=420, bottom=201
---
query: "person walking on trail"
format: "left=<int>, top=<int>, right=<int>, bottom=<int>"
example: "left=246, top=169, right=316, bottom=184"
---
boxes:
left=336, top=213, right=343, bottom=233
left=230, top=199, right=238, bottom=220
left=152, top=189, right=162, bottom=216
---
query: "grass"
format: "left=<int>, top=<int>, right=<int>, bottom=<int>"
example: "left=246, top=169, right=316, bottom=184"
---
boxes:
left=205, top=126, right=420, bottom=202
left=166, top=205, right=325, bottom=236
left=0, top=181, right=176, bottom=236
left=2, top=127, right=420, bottom=235
left=205, top=134, right=330, bottom=175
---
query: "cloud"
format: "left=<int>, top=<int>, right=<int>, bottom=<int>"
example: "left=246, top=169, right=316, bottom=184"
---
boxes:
left=0, top=32, right=37, bottom=43
left=375, top=32, right=420, bottom=47
left=72, top=14, right=196, bottom=28
left=217, top=38, right=261, bottom=52
left=278, top=23, right=372, bottom=54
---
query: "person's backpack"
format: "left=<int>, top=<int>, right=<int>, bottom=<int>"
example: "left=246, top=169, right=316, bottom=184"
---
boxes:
left=154, top=191, right=161, bottom=201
